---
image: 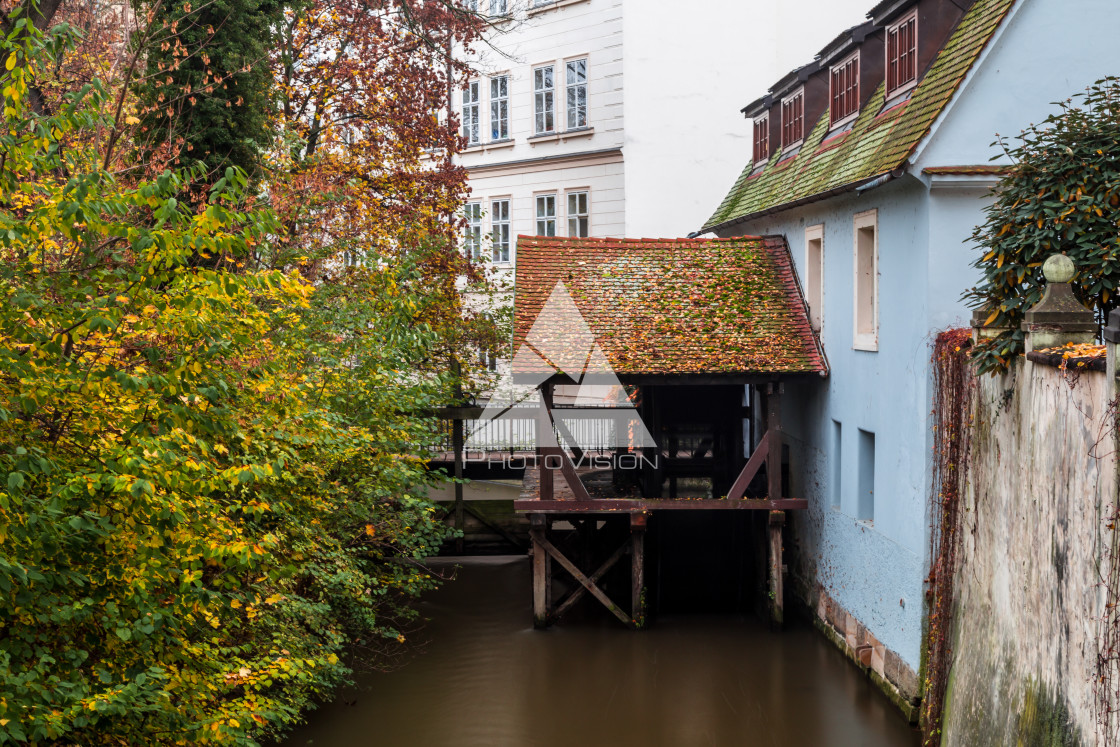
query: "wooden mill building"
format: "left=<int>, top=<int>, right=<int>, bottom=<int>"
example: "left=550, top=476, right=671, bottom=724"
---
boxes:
left=511, top=235, right=828, bottom=628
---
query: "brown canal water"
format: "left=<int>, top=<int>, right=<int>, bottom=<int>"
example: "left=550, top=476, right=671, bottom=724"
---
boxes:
left=283, top=556, right=921, bottom=747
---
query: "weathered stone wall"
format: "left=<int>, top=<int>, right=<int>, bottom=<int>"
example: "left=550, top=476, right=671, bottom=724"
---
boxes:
left=942, top=361, right=1115, bottom=745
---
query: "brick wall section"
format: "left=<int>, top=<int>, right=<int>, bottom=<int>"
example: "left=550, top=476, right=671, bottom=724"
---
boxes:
left=813, top=585, right=922, bottom=722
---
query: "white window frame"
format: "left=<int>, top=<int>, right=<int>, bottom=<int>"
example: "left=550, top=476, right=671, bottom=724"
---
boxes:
left=491, top=198, right=511, bottom=263
left=490, top=0, right=508, bottom=15
left=566, top=189, right=589, bottom=237
left=885, top=8, right=919, bottom=99
left=780, top=87, right=805, bottom=151
left=829, top=50, right=860, bottom=129
left=852, top=209, right=878, bottom=351
left=464, top=201, right=483, bottom=259
left=565, top=58, right=588, bottom=130
left=753, top=113, right=770, bottom=165
left=533, top=65, right=555, bottom=135
left=805, top=224, right=824, bottom=333
left=535, top=194, right=557, bottom=236
left=462, top=81, right=481, bottom=146
left=490, top=75, right=509, bottom=141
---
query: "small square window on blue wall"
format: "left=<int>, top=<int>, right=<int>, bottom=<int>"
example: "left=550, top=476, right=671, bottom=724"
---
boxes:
left=857, top=429, right=875, bottom=521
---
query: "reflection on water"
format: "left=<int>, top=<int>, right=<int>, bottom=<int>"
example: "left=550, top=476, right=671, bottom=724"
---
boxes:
left=283, top=556, right=920, bottom=747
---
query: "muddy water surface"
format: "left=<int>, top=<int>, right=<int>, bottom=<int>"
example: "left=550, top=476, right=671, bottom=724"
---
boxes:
left=284, top=556, right=921, bottom=747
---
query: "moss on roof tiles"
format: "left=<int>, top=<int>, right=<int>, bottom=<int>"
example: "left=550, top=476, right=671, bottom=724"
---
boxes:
left=514, top=235, right=827, bottom=376
left=704, top=0, right=1015, bottom=231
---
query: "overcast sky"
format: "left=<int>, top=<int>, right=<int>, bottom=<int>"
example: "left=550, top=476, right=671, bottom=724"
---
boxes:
left=626, top=0, right=881, bottom=235
left=730, top=0, right=880, bottom=105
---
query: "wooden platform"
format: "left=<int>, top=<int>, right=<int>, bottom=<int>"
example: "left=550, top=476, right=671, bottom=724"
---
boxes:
left=515, top=498, right=807, bottom=512
left=516, top=465, right=805, bottom=512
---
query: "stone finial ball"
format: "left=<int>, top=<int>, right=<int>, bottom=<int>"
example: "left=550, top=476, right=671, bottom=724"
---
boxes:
left=1043, top=254, right=1075, bottom=283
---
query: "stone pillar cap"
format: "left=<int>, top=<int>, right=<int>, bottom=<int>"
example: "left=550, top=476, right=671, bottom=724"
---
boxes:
left=1043, top=254, right=1075, bottom=283
left=1022, top=254, right=1094, bottom=331
left=1104, top=308, right=1120, bottom=343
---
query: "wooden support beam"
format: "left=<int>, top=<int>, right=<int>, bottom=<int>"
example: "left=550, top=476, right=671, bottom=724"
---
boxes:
left=452, top=417, right=465, bottom=554
left=726, top=430, right=769, bottom=501
left=513, top=498, right=808, bottom=512
left=769, top=509, right=785, bottom=628
left=530, top=514, right=548, bottom=629
left=766, top=385, right=782, bottom=502
left=631, top=512, right=646, bottom=627
left=554, top=447, right=592, bottom=501
left=549, top=538, right=630, bottom=623
left=537, top=387, right=554, bottom=502
left=536, top=534, right=635, bottom=628
left=552, top=415, right=585, bottom=463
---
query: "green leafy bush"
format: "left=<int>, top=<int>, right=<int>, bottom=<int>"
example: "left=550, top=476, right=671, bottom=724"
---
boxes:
left=965, top=77, right=1120, bottom=373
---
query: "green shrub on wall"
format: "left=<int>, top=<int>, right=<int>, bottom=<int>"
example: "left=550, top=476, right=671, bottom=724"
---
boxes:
left=965, top=77, right=1120, bottom=374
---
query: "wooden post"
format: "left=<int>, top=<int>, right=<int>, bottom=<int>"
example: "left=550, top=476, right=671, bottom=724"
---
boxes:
left=769, top=509, right=785, bottom=628
left=530, top=513, right=548, bottom=628
left=766, top=383, right=782, bottom=503
left=631, top=511, right=647, bottom=628
left=538, top=383, right=554, bottom=501
left=453, top=416, right=465, bottom=554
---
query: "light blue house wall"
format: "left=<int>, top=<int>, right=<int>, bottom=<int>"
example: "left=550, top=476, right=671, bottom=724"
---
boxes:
left=727, top=177, right=990, bottom=669
left=713, top=0, right=1118, bottom=675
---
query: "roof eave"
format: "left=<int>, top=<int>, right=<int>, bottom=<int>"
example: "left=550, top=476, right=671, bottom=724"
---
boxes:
left=701, top=172, right=894, bottom=235
left=817, top=21, right=878, bottom=66
left=742, top=94, right=772, bottom=118
left=868, top=0, right=916, bottom=24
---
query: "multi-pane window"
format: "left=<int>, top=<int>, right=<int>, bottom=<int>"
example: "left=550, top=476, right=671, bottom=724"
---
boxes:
left=535, top=194, right=556, bottom=236
left=533, top=65, right=555, bottom=134
left=464, top=202, right=482, bottom=259
left=886, top=10, right=918, bottom=97
left=491, top=0, right=508, bottom=14
left=490, top=76, right=509, bottom=141
left=567, top=191, right=589, bottom=237
left=830, top=52, right=860, bottom=127
left=753, top=114, right=769, bottom=164
left=781, top=89, right=804, bottom=149
left=462, top=81, right=480, bottom=146
left=491, top=199, right=511, bottom=263
left=566, top=59, right=588, bottom=129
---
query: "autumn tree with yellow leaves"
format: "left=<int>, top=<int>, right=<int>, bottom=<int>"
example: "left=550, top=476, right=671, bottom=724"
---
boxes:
left=0, top=0, right=493, bottom=742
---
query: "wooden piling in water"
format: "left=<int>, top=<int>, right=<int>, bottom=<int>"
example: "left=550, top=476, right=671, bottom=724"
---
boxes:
left=769, top=509, right=785, bottom=628
left=530, top=513, right=548, bottom=629
left=631, top=512, right=646, bottom=627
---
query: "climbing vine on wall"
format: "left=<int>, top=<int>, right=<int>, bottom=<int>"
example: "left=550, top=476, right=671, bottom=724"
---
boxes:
left=921, top=328, right=977, bottom=746
left=1096, top=395, right=1120, bottom=743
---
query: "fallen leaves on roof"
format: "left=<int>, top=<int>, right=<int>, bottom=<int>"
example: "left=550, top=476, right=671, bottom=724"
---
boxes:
left=514, top=235, right=826, bottom=376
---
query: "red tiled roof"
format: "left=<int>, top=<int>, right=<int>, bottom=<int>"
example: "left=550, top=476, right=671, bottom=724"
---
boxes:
left=514, top=235, right=827, bottom=376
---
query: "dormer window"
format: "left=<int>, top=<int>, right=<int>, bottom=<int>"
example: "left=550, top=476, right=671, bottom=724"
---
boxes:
left=781, top=89, right=804, bottom=150
left=753, top=114, right=770, bottom=164
left=830, top=51, right=860, bottom=128
left=886, top=9, right=918, bottom=97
